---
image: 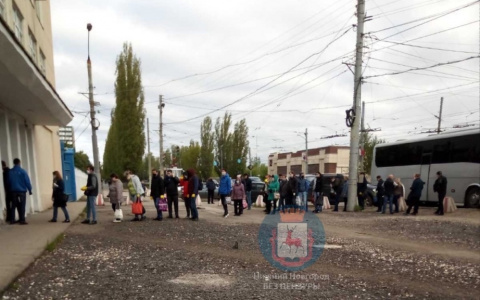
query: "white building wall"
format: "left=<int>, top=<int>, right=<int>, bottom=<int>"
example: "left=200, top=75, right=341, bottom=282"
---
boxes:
left=75, top=167, right=88, bottom=200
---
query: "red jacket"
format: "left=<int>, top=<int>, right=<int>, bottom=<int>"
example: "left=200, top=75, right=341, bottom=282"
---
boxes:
left=179, top=177, right=189, bottom=197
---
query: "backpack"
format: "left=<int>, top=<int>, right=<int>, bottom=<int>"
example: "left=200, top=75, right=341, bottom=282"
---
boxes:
left=198, top=178, right=204, bottom=190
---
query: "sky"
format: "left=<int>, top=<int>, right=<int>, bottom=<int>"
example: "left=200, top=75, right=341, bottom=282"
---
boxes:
left=50, top=0, right=480, bottom=164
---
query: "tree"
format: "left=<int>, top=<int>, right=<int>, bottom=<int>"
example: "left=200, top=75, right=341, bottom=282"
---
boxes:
left=74, top=151, right=91, bottom=171
left=164, top=148, right=172, bottom=167
left=178, top=140, right=201, bottom=172
left=103, top=42, right=146, bottom=178
left=199, top=117, right=214, bottom=180
left=362, top=132, right=385, bottom=175
left=213, top=112, right=249, bottom=177
left=248, top=157, right=268, bottom=180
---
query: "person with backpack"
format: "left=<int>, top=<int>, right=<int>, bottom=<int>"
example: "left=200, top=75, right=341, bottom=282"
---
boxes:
left=164, top=170, right=180, bottom=218
left=150, top=169, right=165, bottom=221
left=332, top=174, right=344, bottom=212
left=206, top=178, right=216, bottom=204
left=219, top=169, right=232, bottom=218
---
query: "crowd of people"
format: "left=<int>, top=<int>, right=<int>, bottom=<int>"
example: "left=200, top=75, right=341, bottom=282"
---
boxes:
left=1, top=160, right=449, bottom=225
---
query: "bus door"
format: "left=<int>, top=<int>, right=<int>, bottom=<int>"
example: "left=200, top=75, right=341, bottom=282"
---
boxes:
left=420, top=153, right=432, bottom=201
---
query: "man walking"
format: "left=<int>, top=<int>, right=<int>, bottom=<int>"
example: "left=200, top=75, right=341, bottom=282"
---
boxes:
left=382, top=174, right=395, bottom=214
left=243, top=174, right=252, bottom=210
left=82, top=165, right=98, bottom=224
left=164, top=170, right=180, bottom=218
left=219, top=169, right=232, bottom=218
left=8, top=159, right=32, bottom=225
left=376, top=175, right=385, bottom=212
left=433, top=171, right=447, bottom=215
left=297, top=173, right=309, bottom=212
left=405, top=173, right=425, bottom=216
left=150, top=169, right=165, bottom=221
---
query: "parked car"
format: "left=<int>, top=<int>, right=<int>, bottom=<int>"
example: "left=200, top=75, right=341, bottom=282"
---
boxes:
left=198, top=179, right=220, bottom=200
left=250, top=176, right=262, bottom=183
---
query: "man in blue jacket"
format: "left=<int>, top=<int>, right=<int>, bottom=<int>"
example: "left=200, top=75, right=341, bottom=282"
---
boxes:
left=8, top=158, right=32, bottom=225
left=297, top=173, right=309, bottom=212
left=219, top=169, right=232, bottom=218
left=405, top=173, right=425, bottom=216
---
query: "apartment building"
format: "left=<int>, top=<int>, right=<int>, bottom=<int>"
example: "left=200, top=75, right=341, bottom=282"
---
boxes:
left=0, top=0, right=73, bottom=220
left=268, top=146, right=350, bottom=175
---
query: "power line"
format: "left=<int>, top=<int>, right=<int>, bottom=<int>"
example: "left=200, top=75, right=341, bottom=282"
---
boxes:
left=376, top=40, right=479, bottom=54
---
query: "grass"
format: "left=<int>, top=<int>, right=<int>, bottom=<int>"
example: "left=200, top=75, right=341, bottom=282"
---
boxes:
left=45, top=233, right=65, bottom=252
left=354, top=205, right=363, bottom=212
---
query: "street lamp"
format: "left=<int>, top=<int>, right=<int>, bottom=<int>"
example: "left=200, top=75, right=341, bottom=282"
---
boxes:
left=296, top=129, right=308, bottom=174
left=86, top=23, right=101, bottom=189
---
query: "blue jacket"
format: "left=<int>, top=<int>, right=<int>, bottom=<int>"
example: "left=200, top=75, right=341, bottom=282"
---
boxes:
left=410, top=178, right=425, bottom=198
left=297, top=177, right=309, bottom=193
left=8, top=165, right=32, bottom=193
left=219, top=173, right=232, bottom=195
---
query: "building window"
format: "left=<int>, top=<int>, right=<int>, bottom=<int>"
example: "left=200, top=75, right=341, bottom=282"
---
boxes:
left=13, top=4, right=24, bottom=42
left=28, top=30, right=37, bottom=62
left=0, top=0, right=6, bottom=19
left=39, top=50, right=46, bottom=74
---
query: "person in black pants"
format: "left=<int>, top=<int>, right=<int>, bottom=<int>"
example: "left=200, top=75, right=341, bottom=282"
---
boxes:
left=9, top=158, right=33, bottom=225
left=433, top=171, right=447, bottom=215
left=357, top=172, right=367, bottom=210
left=206, top=178, right=215, bottom=204
left=2, top=161, right=13, bottom=223
left=405, top=173, right=425, bottom=216
left=332, top=174, right=344, bottom=212
left=278, top=174, right=287, bottom=214
left=164, top=170, right=180, bottom=218
left=150, top=169, right=165, bottom=221
left=285, top=171, right=298, bottom=212
left=376, top=175, right=385, bottom=212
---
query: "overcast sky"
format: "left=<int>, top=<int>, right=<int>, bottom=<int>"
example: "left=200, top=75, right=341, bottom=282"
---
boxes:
left=51, top=0, right=479, bottom=164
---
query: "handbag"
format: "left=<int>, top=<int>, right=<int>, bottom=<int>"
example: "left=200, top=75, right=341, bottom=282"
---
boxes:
left=132, top=197, right=143, bottom=215
left=243, top=198, right=248, bottom=209
left=274, top=192, right=280, bottom=200
left=158, top=197, right=168, bottom=212
left=225, top=196, right=232, bottom=204
left=295, top=196, right=302, bottom=206
left=114, top=208, right=123, bottom=221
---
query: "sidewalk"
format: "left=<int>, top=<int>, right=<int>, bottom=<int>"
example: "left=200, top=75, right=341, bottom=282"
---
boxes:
left=0, top=201, right=85, bottom=293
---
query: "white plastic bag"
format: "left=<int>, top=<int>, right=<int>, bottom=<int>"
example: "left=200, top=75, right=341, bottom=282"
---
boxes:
left=256, top=195, right=263, bottom=207
left=295, top=196, right=302, bottom=206
left=114, top=208, right=123, bottom=222
left=196, top=195, right=202, bottom=207
left=226, top=196, right=232, bottom=204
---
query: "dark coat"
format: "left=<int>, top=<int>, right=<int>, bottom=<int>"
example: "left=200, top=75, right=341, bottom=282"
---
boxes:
left=52, top=179, right=67, bottom=207
left=433, top=175, right=447, bottom=194
left=286, top=176, right=298, bottom=196
left=164, top=175, right=180, bottom=195
left=150, top=174, right=165, bottom=198
left=187, top=169, right=199, bottom=198
left=3, top=167, right=10, bottom=194
left=376, top=179, right=385, bottom=197
left=332, top=175, right=344, bottom=194
left=410, top=178, right=425, bottom=198
left=206, top=179, right=216, bottom=191
left=322, top=177, right=332, bottom=195
left=313, top=176, right=323, bottom=193
left=357, top=175, right=367, bottom=194
left=243, top=177, right=252, bottom=192
left=384, top=178, right=395, bottom=196
left=84, top=173, right=98, bottom=197
left=280, top=179, right=288, bottom=196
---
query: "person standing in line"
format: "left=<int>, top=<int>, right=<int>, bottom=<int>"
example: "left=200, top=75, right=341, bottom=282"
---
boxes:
left=164, top=170, right=180, bottom=218
left=206, top=178, right=216, bottom=204
left=341, top=176, right=349, bottom=211
left=108, top=173, right=124, bottom=222
left=433, top=171, right=447, bottom=215
left=278, top=174, right=288, bottom=214
left=232, top=175, right=246, bottom=216
left=49, top=171, right=70, bottom=223
left=263, top=175, right=271, bottom=211
left=8, top=158, right=32, bottom=225
left=297, top=173, right=308, bottom=212
left=243, top=174, right=252, bottom=210
left=405, top=173, right=425, bottom=216
left=357, top=172, right=368, bottom=210
left=266, top=174, right=279, bottom=214
left=124, top=170, right=145, bottom=221
left=187, top=169, right=199, bottom=221
left=179, top=172, right=191, bottom=218
left=382, top=174, right=395, bottom=214
left=81, top=165, right=98, bottom=225
left=2, top=161, right=13, bottom=223
left=332, top=174, right=344, bottom=212
left=393, top=177, right=403, bottom=213
left=219, top=169, right=232, bottom=218
left=376, top=175, right=385, bottom=212
left=150, top=169, right=165, bottom=221
left=285, top=171, right=298, bottom=213
left=313, top=172, right=323, bottom=213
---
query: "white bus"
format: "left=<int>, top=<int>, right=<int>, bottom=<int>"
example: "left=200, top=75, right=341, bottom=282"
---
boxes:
left=371, top=128, right=480, bottom=207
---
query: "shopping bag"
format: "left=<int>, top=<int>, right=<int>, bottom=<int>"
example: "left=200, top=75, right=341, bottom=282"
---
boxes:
left=226, top=196, right=232, bottom=204
left=398, top=196, right=407, bottom=212
left=295, top=196, right=302, bottom=206
left=243, top=198, right=248, bottom=209
left=114, top=208, right=123, bottom=221
left=256, top=195, right=263, bottom=207
left=323, top=196, right=331, bottom=209
left=158, top=197, right=168, bottom=212
left=443, top=196, right=457, bottom=213
left=132, top=198, right=143, bottom=215
left=196, top=195, right=202, bottom=207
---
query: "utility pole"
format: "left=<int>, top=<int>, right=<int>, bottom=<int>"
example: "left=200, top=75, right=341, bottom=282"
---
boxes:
left=359, top=101, right=366, bottom=171
left=436, top=97, right=444, bottom=134
left=86, top=23, right=101, bottom=188
left=304, top=128, right=308, bottom=174
left=159, top=95, right=165, bottom=175
left=347, top=0, right=366, bottom=212
left=147, top=118, right=152, bottom=185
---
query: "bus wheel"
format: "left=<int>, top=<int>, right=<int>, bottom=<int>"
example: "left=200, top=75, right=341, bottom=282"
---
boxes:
left=465, top=187, right=480, bottom=208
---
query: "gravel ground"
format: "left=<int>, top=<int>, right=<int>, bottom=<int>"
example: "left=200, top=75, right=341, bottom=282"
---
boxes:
left=2, top=203, right=479, bottom=300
